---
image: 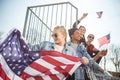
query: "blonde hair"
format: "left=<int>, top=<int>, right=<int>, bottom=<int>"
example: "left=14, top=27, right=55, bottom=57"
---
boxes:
left=53, top=26, right=67, bottom=42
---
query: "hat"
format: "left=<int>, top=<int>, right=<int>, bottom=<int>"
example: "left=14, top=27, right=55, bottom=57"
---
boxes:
left=68, top=28, right=79, bottom=38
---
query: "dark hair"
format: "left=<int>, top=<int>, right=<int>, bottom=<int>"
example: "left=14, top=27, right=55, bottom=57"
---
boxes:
left=79, top=25, right=86, bottom=30
left=68, top=28, right=79, bottom=39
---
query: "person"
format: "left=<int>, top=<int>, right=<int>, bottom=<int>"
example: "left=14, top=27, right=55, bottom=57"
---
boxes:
left=72, top=13, right=88, bottom=47
left=72, top=13, right=107, bottom=63
left=86, top=34, right=107, bottom=63
left=68, top=28, right=104, bottom=80
left=29, top=26, right=88, bottom=80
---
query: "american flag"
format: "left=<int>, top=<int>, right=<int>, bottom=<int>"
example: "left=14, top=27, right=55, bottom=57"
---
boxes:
left=96, top=11, right=103, bottom=18
left=98, top=33, right=110, bottom=47
left=0, top=28, right=82, bottom=80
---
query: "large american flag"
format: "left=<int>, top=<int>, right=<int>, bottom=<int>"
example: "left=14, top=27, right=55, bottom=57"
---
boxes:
left=0, top=28, right=82, bottom=80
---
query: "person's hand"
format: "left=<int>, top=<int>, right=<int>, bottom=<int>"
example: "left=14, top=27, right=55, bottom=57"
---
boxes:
left=98, top=67, right=104, bottom=73
left=79, top=13, right=88, bottom=21
left=81, top=57, right=89, bottom=65
left=82, top=13, right=88, bottom=18
left=98, top=49, right=107, bottom=57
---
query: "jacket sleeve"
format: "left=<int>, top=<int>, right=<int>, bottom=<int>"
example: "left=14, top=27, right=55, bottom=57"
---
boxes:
left=72, top=20, right=80, bottom=28
left=28, top=41, right=47, bottom=51
left=78, top=44, right=100, bottom=70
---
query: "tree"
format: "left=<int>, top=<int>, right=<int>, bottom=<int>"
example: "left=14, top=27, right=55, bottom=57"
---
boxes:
left=109, top=44, right=120, bottom=72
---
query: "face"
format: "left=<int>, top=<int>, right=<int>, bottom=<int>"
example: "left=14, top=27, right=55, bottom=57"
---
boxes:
left=79, top=27, right=86, bottom=35
left=71, top=30, right=83, bottom=41
left=52, top=29, right=65, bottom=44
left=87, top=34, right=94, bottom=42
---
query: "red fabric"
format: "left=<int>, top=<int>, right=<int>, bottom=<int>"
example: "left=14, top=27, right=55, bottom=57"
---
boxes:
left=86, top=44, right=99, bottom=57
left=0, top=64, right=10, bottom=80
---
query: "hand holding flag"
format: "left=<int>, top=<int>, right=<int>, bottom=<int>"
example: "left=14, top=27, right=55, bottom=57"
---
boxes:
left=0, top=28, right=82, bottom=80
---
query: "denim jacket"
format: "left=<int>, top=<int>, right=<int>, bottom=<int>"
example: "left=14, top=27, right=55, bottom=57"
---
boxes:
left=67, top=41, right=100, bottom=80
left=29, top=41, right=76, bottom=57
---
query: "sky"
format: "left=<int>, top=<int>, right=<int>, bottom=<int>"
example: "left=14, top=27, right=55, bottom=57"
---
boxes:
left=0, top=0, right=120, bottom=71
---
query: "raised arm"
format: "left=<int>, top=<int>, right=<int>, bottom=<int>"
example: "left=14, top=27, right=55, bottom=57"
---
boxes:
left=73, top=13, right=88, bottom=28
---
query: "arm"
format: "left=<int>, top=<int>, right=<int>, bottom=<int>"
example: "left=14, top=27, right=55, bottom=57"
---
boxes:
left=28, top=41, right=48, bottom=51
left=93, top=49, right=107, bottom=62
left=78, top=44, right=100, bottom=70
left=73, top=13, right=88, bottom=28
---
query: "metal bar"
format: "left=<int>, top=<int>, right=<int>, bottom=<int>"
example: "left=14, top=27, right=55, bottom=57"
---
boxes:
left=60, top=4, right=63, bottom=24
left=49, top=5, right=54, bottom=41
left=44, top=6, right=49, bottom=41
left=22, top=7, right=29, bottom=37
left=29, top=2, right=70, bottom=8
left=25, top=8, right=32, bottom=41
left=29, top=8, right=52, bottom=32
left=55, top=5, right=58, bottom=25
left=65, top=3, right=68, bottom=27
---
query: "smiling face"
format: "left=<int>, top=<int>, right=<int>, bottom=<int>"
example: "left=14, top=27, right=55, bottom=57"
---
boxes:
left=52, top=26, right=67, bottom=46
left=79, top=26, right=86, bottom=35
left=71, top=29, right=83, bottom=41
left=87, top=34, right=94, bottom=42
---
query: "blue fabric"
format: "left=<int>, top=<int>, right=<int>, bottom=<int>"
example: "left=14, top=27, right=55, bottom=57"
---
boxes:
left=67, top=41, right=100, bottom=80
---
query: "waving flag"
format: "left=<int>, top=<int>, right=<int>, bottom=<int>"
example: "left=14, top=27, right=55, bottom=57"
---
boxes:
left=0, top=28, right=81, bottom=80
left=98, top=33, right=110, bottom=47
left=96, top=11, right=103, bottom=18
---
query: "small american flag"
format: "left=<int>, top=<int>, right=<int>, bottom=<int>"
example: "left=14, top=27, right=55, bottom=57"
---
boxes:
left=96, top=11, right=103, bottom=18
left=98, top=33, right=110, bottom=47
left=0, top=28, right=82, bottom=80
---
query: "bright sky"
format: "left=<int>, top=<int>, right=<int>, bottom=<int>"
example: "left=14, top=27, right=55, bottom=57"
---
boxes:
left=0, top=0, right=120, bottom=71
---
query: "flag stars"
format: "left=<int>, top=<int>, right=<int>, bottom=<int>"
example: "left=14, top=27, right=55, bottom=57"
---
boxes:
left=3, top=52, right=6, bottom=56
left=8, top=38, right=11, bottom=41
left=12, top=42, right=15, bottom=44
left=29, top=59, right=33, bottom=62
left=18, top=49, right=20, bottom=52
left=29, top=49, right=31, bottom=51
left=23, top=45, right=26, bottom=48
left=8, top=42, right=11, bottom=44
left=32, top=57, right=35, bottom=60
left=3, top=48, right=6, bottom=50
left=24, top=53, right=29, bottom=56
left=12, top=67, right=16, bottom=70
left=15, top=64, right=19, bottom=66
left=14, top=53, right=17, bottom=56
left=23, top=60, right=26, bottom=63
left=19, top=55, right=22, bottom=58
left=18, top=66, right=22, bottom=68
left=18, top=60, right=21, bottom=63
left=14, top=47, right=17, bottom=50
left=17, top=71, right=21, bottom=75
left=8, top=47, right=11, bottom=50
left=3, top=44, right=6, bottom=47
left=1, top=29, right=41, bottom=77
left=13, top=59, right=16, bottom=62
left=34, top=53, right=39, bottom=56
left=9, top=53, right=12, bottom=56
left=9, top=64, right=13, bottom=66
left=7, top=59, right=10, bottom=62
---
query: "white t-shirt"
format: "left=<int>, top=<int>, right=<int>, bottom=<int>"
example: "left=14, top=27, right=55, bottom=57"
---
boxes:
left=54, top=44, right=64, bottom=52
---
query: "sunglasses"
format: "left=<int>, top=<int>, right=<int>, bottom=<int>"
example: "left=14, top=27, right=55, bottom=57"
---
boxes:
left=88, top=35, right=94, bottom=39
left=52, top=34, right=58, bottom=38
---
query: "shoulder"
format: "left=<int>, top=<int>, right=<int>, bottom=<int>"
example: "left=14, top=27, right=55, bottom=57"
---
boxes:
left=40, top=41, right=54, bottom=47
